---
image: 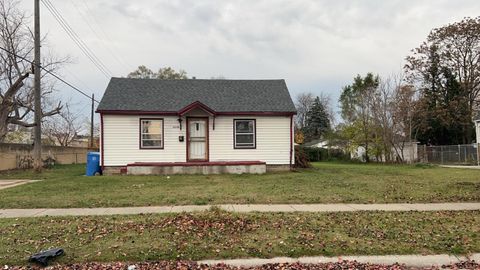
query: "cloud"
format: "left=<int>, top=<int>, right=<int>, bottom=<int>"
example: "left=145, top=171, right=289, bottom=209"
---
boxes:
left=18, top=0, right=480, bottom=120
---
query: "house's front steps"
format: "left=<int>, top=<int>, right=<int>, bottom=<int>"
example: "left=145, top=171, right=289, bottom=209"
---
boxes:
left=123, top=161, right=267, bottom=175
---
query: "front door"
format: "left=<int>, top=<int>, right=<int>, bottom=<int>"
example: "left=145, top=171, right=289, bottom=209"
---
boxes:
left=187, top=118, right=208, bottom=161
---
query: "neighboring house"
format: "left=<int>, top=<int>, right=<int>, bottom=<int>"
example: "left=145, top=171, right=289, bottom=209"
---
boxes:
left=475, top=116, right=480, bottom=144
left=69, top=135, right=99, bottom=148
left=96, top=78, right=296, bottom=175
left=394, top=141, right=419, bottom=163
left=350, top=142, right=419, bottom=163
left=4, top=125, right=32, bottom=144
left=68, top=135, right=89, bottom=148
left=303, top=139, right=328, bottom=148
left=303, top=139, right=341, bottom=149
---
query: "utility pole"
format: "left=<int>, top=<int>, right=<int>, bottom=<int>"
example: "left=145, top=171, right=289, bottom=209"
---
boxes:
left=33, top=0, right=42, bottom=171
left=90, top=94, right=94, bottom=148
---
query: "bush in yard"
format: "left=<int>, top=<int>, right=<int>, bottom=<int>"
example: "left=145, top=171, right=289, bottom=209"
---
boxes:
left=304, top=147, right=328, bottom=162
left=301, top=146, right=350, bottom=162
left=294, top=146, right=311, bottom=168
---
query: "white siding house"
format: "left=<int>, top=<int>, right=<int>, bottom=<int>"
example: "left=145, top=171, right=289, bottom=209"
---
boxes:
left=475, top=119, right=480, bottom=144
left=97, top=78, right=296, bottom=174
left=102, top=115, right=292, bottom=166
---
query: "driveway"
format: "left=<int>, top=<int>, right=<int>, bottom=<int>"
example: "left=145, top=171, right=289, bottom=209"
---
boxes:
left=0, top=179, right=40, bottom=190
left=440, top=165, right=480, bottom=169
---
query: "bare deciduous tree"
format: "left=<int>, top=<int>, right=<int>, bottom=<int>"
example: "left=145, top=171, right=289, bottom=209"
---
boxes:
left=294, top=92, right=314, bottom=128
left=391, top=84, right=418, bottom=161
left=372, top=74, right=415, bottom=162
left=0, top=0, right=63, bottom=142
left=43, top=105, right=81, bottom=146
left=84, top=117, right=100, bottom=148
left=371, top=77, right=394, bottom=162
left=341, top=73, right=419, bottom=163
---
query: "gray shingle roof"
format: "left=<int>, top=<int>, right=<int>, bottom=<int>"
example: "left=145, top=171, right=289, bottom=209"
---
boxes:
left=97, top=78, right=296, bottom=113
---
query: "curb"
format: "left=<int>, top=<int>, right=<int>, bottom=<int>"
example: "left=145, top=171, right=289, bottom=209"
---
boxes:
left=198, top=253, right=480, bottom=267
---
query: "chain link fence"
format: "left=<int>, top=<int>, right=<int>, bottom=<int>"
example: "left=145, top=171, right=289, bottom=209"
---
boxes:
left=417, top=144, right=480, bottom=165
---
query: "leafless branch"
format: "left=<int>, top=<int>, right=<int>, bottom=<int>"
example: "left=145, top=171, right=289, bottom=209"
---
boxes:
left=0, top=0, right=68, bottom=142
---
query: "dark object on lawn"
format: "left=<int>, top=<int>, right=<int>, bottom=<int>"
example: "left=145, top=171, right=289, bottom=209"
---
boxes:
left=43, top=155, right=55, bottom=168
left=28, top=248, right=64, bottom=266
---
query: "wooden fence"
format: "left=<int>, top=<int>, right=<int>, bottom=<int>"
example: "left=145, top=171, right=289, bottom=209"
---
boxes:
left=0, top=143, right=98, bottom=171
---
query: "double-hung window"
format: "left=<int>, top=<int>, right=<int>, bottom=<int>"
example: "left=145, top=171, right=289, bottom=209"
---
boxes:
left=140, top=118, right=163, bottom=149
left=234, top=119, right=256, bottom=149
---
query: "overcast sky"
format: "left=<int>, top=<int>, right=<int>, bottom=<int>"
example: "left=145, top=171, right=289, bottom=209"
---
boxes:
left=19, top=0, right=480, bottom=126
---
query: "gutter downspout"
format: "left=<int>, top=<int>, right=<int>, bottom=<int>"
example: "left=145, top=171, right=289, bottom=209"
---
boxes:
left=289, top=115, right=293, bottom=170
left=100, top=113, right=104, bottom=172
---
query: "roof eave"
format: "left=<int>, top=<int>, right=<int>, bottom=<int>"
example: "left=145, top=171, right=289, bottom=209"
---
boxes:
left=96, top=109, right=296, bottom=116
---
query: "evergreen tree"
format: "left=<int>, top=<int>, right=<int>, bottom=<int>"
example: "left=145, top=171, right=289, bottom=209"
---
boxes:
left=411, top=52, right=473, bottom=145
left=303, top=97, right=331, bottom=141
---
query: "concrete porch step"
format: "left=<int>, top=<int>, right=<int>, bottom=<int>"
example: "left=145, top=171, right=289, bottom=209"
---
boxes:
left=126, top=161, right=267, bottom=175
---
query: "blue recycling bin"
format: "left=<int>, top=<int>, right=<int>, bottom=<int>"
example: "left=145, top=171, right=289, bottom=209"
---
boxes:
left=86, top=152, right=101, bottom=176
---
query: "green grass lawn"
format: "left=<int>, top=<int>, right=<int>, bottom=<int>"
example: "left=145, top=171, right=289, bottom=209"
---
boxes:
left=1, top=210, right=479, bottom=265
left=0, top=162, right=479, bottom=208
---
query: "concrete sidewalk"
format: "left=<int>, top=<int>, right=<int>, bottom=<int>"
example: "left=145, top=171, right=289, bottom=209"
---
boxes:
left=199, top=253, right=480, bottom=268
left=1, top=202, right=479, bottom=218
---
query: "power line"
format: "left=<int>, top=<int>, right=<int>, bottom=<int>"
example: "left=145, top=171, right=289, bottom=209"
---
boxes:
left=40, top=64, right=100, bottom=104
left=69, top=0, right=132, bottom=74
left=42, top=0, right=113, bottom=77
left=63, top=65, right=96, bottom=94
left=81, top=0, right=133, bottom=72
left=40, top=0, right=113, bottom=78
left=0, top=45, right=100, bottom=104
left=41, top=0, right=111, bottom=78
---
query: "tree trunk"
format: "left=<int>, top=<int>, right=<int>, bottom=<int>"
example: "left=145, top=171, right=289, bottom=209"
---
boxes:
left=0, top=120, right=8, bottom=142
left=0, top=104, right=13, bottom=142
left=364, top=143, right=370, bottom=162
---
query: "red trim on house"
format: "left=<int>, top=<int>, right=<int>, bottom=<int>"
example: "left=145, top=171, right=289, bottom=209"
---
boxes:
left=97, top=109, right=295, bottom=116
left=97, top=110, right=178, bottom=115
left=186, top=117, right=209, bottom=162
left=218, top=112, right=295, bottom=116
left=178, top=101, right=216, bottom=116
left=100, top=113, right=104, bottom=170
left=139, top=118, right=165, bottom=149
left=289, top=115, right=293, bottom=170
left=127, top=161, right=266, bottom=167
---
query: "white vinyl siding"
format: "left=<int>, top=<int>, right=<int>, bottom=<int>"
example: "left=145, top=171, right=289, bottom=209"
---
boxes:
left=101, top=115, right=292, bottom=166
left=102, top=115, right=185, bottom=166
left=210, top=116, right=291, bottom=164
